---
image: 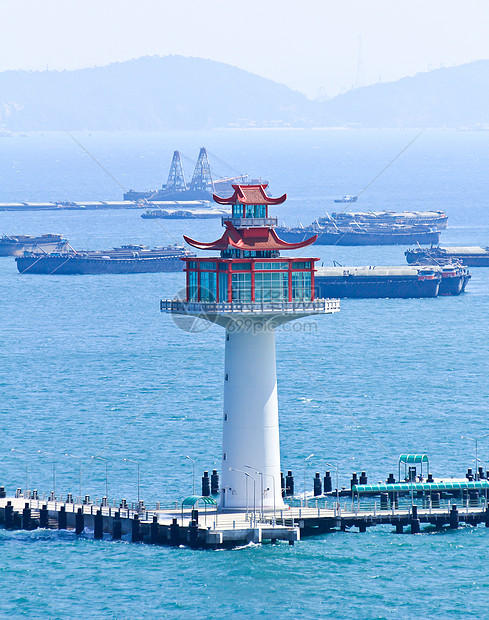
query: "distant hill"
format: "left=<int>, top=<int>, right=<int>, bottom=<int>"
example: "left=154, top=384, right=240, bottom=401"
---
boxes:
left=322, top=60, right=489, bottom=128
left=0, top=55, right=327, bottom=131
left=0, top=56, right=488, bottom=130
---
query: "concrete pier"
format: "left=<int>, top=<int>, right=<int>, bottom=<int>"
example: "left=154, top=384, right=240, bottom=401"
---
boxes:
left=1, top=493, right=489, bottom=548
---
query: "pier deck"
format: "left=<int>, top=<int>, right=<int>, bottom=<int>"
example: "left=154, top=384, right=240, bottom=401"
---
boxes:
left=1, top=494, right=488, bottom=548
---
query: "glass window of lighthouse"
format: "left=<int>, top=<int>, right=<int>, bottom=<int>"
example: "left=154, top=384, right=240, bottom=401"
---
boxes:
left=200, top=271, right=217, bottom=302
left=231, top=273, right=252, bottom=301
left=292, top=271, right=312, bottom=300
left=254, top=271, right=289, bottom=301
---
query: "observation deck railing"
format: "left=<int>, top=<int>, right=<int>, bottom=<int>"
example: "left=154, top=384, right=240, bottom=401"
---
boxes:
left=221, top=217, right=278, bottom=228
left=160, top=298, right=340, bottom=315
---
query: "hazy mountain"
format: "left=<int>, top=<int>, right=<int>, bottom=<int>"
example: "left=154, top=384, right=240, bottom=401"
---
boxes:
left=0, top=56, right=488, bottom=130
left=0, top=55, right=328, bottom=131
left=322, top=60, right=489, bottom=128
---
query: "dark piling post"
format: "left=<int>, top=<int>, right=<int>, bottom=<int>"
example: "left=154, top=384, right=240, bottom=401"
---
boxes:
left=201, top=471, right=210, bottom=497
left=189, top=520, right=199, bottom=548
left=211, top=470, right=219, bottom=495
left=313, top=473, right=322, bottom=496
left=359, top=471, right=368, bottom=485
left=170, top=517, right=180, bottom=546
left=350, top=472, right=359, bottom=490
left=432, top=492, right=440, bottom=509
left=22, top=502, right=32, bottom=531
left=396, top=523, right=403, bottom=534
left=191, top=509, right=199, bottom=524
left=358, top=521, right=367, bottom=533
left=469, top=491, right=479, bottom=507
left=380, top=493, right=388, bottom=510
left=150, top=514, right=159, bottom=544
left=386, top=473, right=395, bottom=484
left=323, top=471, right=332, bottom=493
left=58, top=505, right=67, bottom=530
left=0, top=486, right=6, bottom=499
left=280, top=472, right=285, bottom=497
left=131, top=513, right=141, bottom=542
left=285, top=471, right=294, bottom=496
left=449, top=504, right=459, bottom=529
left=427, top=473, right=434, bottom=483
left=39, top=504, right=48, bottom=529
left=5, top=501, right=13, bottom=529
left=112, top=511, right=122, bottom=540
left=411, top=505, right=420, bottom=534
left=75, top=508, right=84, bottom=535
left=94, top=510, right=103, bottom=539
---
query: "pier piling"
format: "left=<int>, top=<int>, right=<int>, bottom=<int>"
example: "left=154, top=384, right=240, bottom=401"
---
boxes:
left=58, top=505, right=67, bottom=530
left=112, top=512, right=122, bottom=540
left=449, top=505, right=459, bottom=529
left=39, top=504, right=48, bottom=528
left=131, top=514, right=141, bottom=542
left=75, top=508, right=84, bottom=535
left=94, top=510, right=103, bottom=539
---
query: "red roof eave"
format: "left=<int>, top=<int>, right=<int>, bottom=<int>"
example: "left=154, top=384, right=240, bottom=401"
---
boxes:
left=183, top=223, right=317, bottom=251
left=213, top=183, right=287, bottom=206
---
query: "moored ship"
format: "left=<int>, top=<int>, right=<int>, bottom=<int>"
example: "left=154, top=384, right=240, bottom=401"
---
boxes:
left=16, top=244, right=196, bottom=275
left=320, top=210, right=448, bottom=229
left=406, top=246, right=489, bottom=267
left=0, top=234, right=68, bottom=256
left=276, top=223, right=440, bottom=246
left=315, top=264, right=470, bottom=298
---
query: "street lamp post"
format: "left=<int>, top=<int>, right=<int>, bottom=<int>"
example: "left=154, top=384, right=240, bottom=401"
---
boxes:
left=229, top=467, right=256, bottom=526
left=11, top=448, right=29, bottom=495
left=38, top=450, right=56, bottom=496
left=246, top=464, right=276, bottom=522
left=303, top=454, right=314, bottom=507
left=186, top=456, right=196, bottom=495
left=91, top=456, right=108, bottom=498
left=461, top=434, right=489, bottom=480
left=124, top=458, right=140, bottom=504
left=64, top=453, right=82, bottom=500
left=325, top=460, right=340, bottom=516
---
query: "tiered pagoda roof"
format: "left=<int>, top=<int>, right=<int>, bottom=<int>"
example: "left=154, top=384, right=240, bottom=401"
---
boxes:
left=184, top=221, right=317, bottom=251
left=213, top=184, right=286, bottom=206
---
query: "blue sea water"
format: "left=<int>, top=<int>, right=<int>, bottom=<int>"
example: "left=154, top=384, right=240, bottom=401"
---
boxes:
left=0, top=129, right=488, bottom=618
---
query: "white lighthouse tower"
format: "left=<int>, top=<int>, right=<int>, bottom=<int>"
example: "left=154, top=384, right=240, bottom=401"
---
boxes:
left=161, top=184, right=339, bottom=511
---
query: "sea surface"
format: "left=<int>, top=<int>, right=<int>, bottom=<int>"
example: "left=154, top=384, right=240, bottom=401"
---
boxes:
left=0, top=129, right=488, bottom=618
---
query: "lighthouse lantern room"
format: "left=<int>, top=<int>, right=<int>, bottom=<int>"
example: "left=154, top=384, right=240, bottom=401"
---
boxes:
left=162, top=184, right=339, bottom=511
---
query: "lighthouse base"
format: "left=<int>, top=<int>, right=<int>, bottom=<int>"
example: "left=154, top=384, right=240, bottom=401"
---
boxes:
left=220, top=322, right=288, bottom=512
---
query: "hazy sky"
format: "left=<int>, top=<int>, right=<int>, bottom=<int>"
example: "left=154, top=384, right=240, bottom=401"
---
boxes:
left=1, top=0, right=489, bottom=98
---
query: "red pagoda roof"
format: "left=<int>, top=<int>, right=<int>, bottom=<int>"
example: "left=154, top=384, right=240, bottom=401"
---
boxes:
left=213, top=184, right=286, bottom=206
left=184, top=221, right=317, bottom=251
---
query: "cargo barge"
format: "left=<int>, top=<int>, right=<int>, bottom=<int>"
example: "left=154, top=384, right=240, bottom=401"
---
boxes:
left=0, top=234, right=68, bottom=256
left=141, top=207, right=229, bottom=219
left=16, top=244, right=196, bottom=275
left=320, top=210, right=448, bottom=229
left=315, top=264, right=470, bottom=298
left=406, top=246, right=489, bottom=267
left=276, top=224, right=440, bottom=246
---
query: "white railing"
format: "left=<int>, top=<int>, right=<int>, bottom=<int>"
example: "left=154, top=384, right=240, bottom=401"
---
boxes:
left=160, top=299, right=340, bottom=315
left=221, top=217, right=278, bottom=228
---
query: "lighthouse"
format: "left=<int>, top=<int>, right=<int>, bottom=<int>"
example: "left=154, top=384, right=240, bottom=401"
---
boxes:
left=161, top=184, right=339, bottom=511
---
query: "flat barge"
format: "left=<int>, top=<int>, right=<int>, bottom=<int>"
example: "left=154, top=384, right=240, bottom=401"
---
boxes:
left=406, top=245, right=489, bottom=266
left=276, top=225, right=441, bottom=246
left=321, top=210, right=448, bottom=229
left=315, top=264, right=470, bottom=298
left=16, top=244, right=195, bottom=275
left=0, top=200, right=210, bottom=212
left=0, top=234, right=68, bottom=256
